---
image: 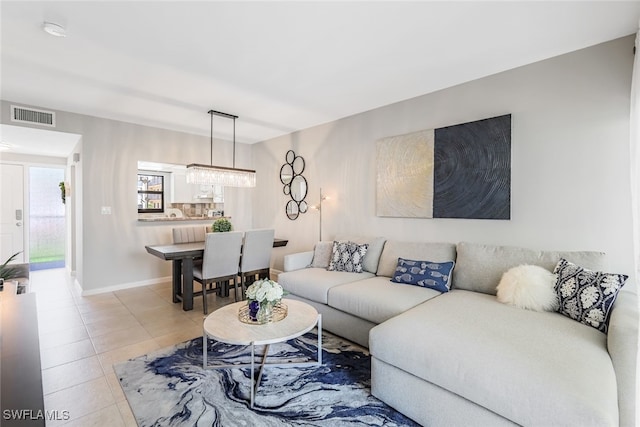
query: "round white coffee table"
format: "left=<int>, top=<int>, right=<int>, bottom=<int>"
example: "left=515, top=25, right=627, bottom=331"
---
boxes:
left=202, top=298, right=322, bottom=407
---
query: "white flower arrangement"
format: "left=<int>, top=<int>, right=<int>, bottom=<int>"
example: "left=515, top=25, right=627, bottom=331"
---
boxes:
left=245, top=279, right=285, bottom=304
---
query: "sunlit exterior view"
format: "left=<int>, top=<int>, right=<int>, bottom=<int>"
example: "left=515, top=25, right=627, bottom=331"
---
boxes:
left=29, top=167, right=65, bottom=270
left=137, top=174, right=164, bottom=213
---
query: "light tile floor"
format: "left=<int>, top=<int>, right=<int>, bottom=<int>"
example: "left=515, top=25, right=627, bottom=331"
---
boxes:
left=30, top=268, right=237, bottom=426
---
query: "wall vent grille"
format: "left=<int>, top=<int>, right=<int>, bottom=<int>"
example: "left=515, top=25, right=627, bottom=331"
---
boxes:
left=11, top=105, right=56, bottom=127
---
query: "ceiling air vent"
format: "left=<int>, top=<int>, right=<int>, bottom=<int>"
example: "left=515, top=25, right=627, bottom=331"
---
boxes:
left=11, top=105, right=56, bottom=127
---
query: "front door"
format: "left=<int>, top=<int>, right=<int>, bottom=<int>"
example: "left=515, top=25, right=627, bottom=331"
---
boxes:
left=0, top=164, right=25, bottom=263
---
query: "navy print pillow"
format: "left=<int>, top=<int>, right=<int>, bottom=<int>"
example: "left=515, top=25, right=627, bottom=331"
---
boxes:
left=391, top=258, right=455, bottom=293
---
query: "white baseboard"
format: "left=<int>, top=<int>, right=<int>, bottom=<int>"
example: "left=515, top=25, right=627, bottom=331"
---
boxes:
left=77, top=276, right=172, bottom=296
left=76, top=271, right=281, bottom=297
left=66, top=265, right=76, bottom=277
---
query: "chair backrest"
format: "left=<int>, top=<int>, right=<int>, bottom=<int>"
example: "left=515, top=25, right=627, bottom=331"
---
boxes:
left=173, top=226, right=206, bottom=244
left=201, top=231, right=244, bottom=280
left=240, top=229, right=275, bottom=272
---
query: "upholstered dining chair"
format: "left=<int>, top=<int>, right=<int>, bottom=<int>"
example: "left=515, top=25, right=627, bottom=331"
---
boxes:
left=172, top=226, right=206, bottom=244
left=239, top=228, right=275, bottom=298
left=173, top=226, right=206, bottom=289
left=193, top=231, right=243, bottom=314
left=172, top=226, right=207, bottom=265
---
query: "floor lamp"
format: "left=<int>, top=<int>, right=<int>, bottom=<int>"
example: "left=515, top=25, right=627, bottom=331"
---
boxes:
left=312, top=188, right=328, bottom=241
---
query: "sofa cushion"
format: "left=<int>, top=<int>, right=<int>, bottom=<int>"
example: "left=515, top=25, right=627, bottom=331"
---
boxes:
left=453, top=242, right=607, bottom=295
left=390, top=258, right=454, bottom=293
left=335, top=235, right=386, bottom=274
left=377, top=241, right=457, bottom=278
left=554, top=258, right=627, bottom=333
left=327, top=241, right=368, bottom=273
left=309, top=241, right=333, bottom=268
left=327, top=276, right=441, bottom=324
left=370, top=290, right=618, bottom=427
left=278, top=267, right=374, bottom=304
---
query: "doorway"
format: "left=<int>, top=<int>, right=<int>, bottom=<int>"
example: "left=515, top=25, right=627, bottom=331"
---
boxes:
left=0, top=164, right=25, bottom=263
left=29, top=166, right=65, bottom=270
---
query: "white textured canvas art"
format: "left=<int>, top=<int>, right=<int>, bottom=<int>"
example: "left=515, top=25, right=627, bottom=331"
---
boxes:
left=376, top=129, right=434, bottom=218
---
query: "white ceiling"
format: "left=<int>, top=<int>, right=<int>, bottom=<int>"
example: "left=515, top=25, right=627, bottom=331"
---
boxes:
left=0, top=124, right=80, bottom=157
left=1, top=1, right=639, bottom=153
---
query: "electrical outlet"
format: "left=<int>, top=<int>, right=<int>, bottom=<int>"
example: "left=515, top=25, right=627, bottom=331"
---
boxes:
left=101, top=206, right=112, bottom=215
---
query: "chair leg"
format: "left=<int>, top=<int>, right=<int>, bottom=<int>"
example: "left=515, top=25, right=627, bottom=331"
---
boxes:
left=202, top=281, right=208, bottom=315
left=222, top=280, right=229, bottom=298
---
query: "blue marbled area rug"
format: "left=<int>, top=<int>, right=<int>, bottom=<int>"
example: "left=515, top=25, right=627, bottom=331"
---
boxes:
left=114, top=331, right=419, bottom=426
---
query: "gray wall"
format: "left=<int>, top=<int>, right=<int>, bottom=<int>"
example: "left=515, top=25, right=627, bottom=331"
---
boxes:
left=1, top=35, right=635, bottom=292
left=254, top=35, right=636, bottom=284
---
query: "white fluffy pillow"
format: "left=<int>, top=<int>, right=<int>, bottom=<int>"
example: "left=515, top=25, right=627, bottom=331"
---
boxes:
left=496, top=265, right=559, bottom=312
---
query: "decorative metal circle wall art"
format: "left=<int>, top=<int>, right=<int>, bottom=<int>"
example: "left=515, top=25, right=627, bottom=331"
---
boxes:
left=280, top=150, right=308, bottom=220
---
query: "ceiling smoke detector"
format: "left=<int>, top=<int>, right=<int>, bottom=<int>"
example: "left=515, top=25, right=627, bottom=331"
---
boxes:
left=42, top=22, right=67, bottom=37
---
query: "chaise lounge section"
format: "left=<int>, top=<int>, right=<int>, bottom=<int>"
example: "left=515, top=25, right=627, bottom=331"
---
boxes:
left=278, top=238, right=638, bottom=426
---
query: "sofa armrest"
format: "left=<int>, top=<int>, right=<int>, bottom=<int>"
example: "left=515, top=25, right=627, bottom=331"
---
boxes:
left=607, top=289, right=639, bottom=427
left=283, top=251, right=314, bottom=272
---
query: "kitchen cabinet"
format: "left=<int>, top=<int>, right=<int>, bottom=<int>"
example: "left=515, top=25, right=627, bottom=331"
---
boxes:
left=193, top=184, right=224, bottom=202
left=212, top=185, right=224, bottom=203
left=171, top=172, right=224, bottom=203
left=170, top=172, right=192, bottom=203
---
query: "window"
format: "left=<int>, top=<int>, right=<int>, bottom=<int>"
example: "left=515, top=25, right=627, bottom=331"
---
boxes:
left=138, top=174, right=164, bottom=213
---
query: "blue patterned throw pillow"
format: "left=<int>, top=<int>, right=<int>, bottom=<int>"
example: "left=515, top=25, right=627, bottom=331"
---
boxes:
left=391, top=258, right=455, bottom=293
left=327, top=241, right=369, bottom=273
left=553, top=258, right=627, bottom=333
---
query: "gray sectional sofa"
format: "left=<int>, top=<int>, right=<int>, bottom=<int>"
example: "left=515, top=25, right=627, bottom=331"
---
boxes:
left=277, top=238, right=639, bottom=427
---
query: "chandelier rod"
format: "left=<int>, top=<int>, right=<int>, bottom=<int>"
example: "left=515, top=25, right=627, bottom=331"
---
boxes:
left=207, top=109, right=239, bottom=168
left=210, top=110, right=213, bottom=166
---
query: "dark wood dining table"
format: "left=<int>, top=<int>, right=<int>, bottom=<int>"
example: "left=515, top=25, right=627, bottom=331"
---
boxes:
left=145, top=238, right=288, bottom=311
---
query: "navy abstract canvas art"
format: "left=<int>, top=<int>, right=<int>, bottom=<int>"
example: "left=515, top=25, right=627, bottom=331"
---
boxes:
left=433, top=114, right=511, bottom=219
left=376, top=114, right=511, bottom=220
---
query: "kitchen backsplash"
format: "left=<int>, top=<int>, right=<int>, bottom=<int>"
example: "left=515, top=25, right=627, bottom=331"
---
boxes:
left=170, top=203, right=224, bottom=218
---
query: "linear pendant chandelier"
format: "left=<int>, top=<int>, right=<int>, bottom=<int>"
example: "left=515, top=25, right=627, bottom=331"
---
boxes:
left=186, top=110, right=256, bottom=187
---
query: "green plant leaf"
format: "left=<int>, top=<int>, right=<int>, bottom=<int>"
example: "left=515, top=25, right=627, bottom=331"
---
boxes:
left=212, top=218, right=232, bottom=232
left=0, top=252, right=25, bottom=280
